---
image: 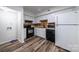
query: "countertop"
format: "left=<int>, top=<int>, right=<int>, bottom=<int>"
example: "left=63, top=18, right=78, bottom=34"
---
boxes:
left=34, top=27, right=55, bottom=30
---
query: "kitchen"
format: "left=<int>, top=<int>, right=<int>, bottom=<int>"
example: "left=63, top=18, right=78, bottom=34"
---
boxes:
left=23, top=6, right=79, bottom=52
left=0, top=6, right=79, bottom=52
left=24, top=19, right=55, bottom=42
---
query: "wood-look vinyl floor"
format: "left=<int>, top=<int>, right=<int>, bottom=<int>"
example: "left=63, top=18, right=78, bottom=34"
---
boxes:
left=0, top=36, right=67, bottom=52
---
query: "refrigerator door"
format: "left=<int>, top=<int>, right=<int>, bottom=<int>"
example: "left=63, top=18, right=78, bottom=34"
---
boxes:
left=55, top=25, right=78, bottom=51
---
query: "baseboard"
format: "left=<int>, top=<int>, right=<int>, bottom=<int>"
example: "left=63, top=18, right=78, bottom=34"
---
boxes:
left=56, top=46, right=70, bottom=52
left=0, top=39, right=17, bottom=45
left=35, top=35, right=46, bottom=39
left=24, top=36, right=36, bottom=42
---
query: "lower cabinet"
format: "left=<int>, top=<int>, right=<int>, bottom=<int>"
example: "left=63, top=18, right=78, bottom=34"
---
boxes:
left=34, top=28, right=46, bottom=38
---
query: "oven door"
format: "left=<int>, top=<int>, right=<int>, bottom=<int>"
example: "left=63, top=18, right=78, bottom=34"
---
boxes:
left=27, top=28, right=34, bottom=38
left=28, top=29, right=33, bottom=34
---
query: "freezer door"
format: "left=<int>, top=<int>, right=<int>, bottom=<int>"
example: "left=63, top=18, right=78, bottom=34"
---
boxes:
left=57, top=11, right=77, bottom=24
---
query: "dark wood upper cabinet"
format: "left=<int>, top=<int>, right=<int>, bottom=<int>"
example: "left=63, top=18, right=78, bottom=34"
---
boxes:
left=24, top=20, right=33, bottom=28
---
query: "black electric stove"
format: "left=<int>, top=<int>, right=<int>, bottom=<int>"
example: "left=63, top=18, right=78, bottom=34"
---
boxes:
left=26, top=27, right=34, bottom=39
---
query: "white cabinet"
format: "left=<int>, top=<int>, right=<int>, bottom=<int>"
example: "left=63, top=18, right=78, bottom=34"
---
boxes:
left=34, top=28, right=46, bottom=38
left=34, top=14, right=55, bottom=23
left=48, top=15, right=55, bottom=23
left=34, top=28, right=40, bottom=37
left=43, top=14, right=55, bottom=23
left=33, top=18, right=40, bottom=23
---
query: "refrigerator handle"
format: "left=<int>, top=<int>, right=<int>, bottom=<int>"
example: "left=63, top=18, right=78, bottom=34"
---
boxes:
left=55, top=16, right=58, bottom=25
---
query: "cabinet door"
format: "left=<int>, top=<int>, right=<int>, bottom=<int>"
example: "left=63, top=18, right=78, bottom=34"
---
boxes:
left=39, top=28, right=46, bottom=38
left=57, top=11, right=77, bottom=24
left=34, top=28, right=46, bottom=38
left=34, top=28, right=38, bottom=36
left=46, top=14, right=55, bottom=23
left=55, top=25, right=78, bottom=51
left=34, top=28, right=41, bottom=36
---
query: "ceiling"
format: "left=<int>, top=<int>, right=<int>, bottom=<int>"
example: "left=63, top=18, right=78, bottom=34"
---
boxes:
left=24, top=6, right=57, bottom=15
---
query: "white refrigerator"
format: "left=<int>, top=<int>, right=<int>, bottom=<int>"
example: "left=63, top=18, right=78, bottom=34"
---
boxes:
left=55, top=11, right=79, bottom=52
